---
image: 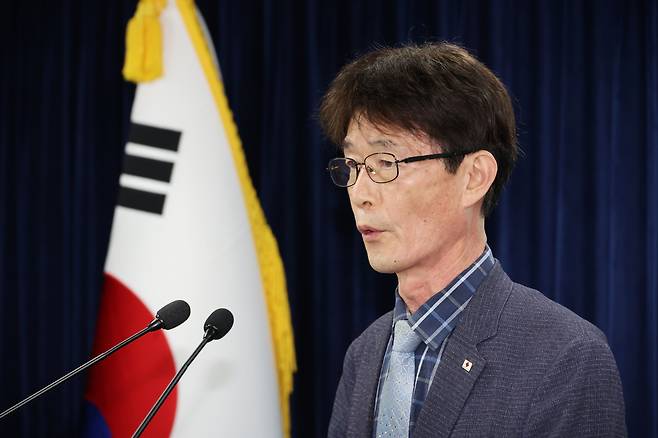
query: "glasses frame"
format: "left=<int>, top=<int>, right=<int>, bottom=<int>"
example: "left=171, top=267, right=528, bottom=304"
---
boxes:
left=327, top=150, right=477, bottom=187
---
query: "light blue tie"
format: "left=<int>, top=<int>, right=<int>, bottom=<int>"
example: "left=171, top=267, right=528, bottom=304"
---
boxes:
left=376, top=319, right=422, bottom=437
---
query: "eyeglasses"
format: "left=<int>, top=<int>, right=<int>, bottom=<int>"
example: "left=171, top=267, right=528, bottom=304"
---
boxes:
left=327, top=150, right=475, bottom=187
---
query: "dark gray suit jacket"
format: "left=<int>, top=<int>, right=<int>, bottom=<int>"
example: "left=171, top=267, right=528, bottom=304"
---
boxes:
left=328, top=263, right=627, bottom=437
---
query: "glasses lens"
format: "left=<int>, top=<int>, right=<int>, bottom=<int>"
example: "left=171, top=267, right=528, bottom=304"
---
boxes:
left=364, top=153, right=398, bottom=183
left=328, top=158, right=356, bottom=187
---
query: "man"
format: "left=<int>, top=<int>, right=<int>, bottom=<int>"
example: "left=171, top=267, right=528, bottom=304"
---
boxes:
left=320, top=43, right=626, bottom=437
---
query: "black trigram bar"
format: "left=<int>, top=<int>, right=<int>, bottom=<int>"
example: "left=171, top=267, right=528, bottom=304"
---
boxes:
left=123, top=154, right=174, bottom=183
left=118, top=186, right=166, bottom=215
left=129, top=122, right=181, bottom=151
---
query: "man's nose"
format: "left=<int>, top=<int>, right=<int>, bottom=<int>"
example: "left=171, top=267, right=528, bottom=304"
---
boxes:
left=348, top=167, right=376, bottom=208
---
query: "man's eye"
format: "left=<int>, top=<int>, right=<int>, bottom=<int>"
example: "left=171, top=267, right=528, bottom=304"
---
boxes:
left=345, top=160, right=358, bottom=169
left=377, top=159, right=396, bottom=169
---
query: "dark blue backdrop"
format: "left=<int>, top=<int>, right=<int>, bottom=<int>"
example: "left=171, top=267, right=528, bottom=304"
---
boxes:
left=0, top=1, right=655, bottom=437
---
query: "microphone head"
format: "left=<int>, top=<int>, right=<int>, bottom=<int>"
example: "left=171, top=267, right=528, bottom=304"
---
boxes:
left=204, top=308, right=234, bottom=341
left=156, top=300, right=191, bottom=330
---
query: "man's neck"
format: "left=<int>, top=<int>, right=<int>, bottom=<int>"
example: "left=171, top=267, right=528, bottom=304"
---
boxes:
left=396, top=235, right=487, bottom=314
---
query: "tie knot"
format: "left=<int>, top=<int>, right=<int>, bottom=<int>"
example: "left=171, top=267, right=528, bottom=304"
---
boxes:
left=392, top=320, right=422, bottom=353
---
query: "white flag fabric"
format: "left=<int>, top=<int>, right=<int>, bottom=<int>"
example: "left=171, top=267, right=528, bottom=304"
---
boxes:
left=84, top=0, right=294, bottom=436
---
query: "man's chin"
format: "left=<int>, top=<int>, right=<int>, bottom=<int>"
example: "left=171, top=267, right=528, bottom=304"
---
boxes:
left=366, top=254, right=401, bottom=274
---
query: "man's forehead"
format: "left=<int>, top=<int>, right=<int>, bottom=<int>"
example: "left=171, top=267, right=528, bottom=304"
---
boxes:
left=343, top=118, right=437, bottom=154
left=344, top=117, right=405, bottom=147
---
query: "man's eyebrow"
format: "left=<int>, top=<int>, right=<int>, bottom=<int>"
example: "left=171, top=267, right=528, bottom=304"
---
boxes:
left=341, top=138, right=397, bottom=149
left=369, top=139, right=398, bottom=148
left=341, top=138, right=399, bottom=149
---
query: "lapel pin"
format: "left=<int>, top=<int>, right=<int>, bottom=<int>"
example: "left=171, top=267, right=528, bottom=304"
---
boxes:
left=462, top=359, right=473, bottom=372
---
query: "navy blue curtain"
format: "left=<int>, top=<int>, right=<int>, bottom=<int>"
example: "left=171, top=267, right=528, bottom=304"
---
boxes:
left=0, top=1, right=134, bottom=436
left=0, top=1, right=655, bottom=437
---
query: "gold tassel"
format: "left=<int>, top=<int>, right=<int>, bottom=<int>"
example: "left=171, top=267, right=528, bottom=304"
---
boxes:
left=122, top=0, right=167, bottom=82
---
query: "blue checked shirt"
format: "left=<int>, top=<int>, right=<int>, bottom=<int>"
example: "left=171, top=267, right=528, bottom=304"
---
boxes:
left=373, top=246, right=495, bottom=436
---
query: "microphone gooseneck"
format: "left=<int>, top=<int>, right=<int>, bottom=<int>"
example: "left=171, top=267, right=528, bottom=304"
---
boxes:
left=132, top=308, right=234, bottom=438
left=0, top=299, right=191, bottom=420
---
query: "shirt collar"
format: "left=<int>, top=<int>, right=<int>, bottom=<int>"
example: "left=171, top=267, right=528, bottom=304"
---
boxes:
left=392, top=245, right=495, bottom=350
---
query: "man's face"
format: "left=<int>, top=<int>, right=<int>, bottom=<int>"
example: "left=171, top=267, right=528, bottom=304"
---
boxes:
left=343, top=117, right=469, bottom=275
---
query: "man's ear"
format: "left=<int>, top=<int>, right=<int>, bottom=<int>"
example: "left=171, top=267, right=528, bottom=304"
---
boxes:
left=461, top=150, right=497, bottom=209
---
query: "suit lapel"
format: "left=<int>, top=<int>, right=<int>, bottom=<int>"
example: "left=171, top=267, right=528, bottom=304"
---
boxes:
left=413, top=335, right=486, bottom=438
left=413, top=263, right=513, bottom=437
left=349, top=314, right=393, bottom=438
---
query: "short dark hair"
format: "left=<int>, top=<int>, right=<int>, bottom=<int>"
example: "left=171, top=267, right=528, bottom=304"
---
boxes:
left=318, top=42, right=518, bottom=217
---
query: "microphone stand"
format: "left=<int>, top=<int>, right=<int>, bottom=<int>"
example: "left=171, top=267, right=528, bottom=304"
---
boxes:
left=0, top=319, right=162, bottom=419
left=132, top=328, right=217, bottom=438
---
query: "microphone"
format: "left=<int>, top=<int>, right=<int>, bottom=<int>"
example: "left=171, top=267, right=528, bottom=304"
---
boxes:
left=132, top=308, right=234, bottom=438
left=0, top=300, right=191, bottom=419
left=151, top=300, right=192, bottom=330
left=203, top=308, right=234, bottom=340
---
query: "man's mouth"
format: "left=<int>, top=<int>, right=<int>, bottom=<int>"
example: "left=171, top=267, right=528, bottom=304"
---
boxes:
left=357, top=225, right=384, bottom=241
